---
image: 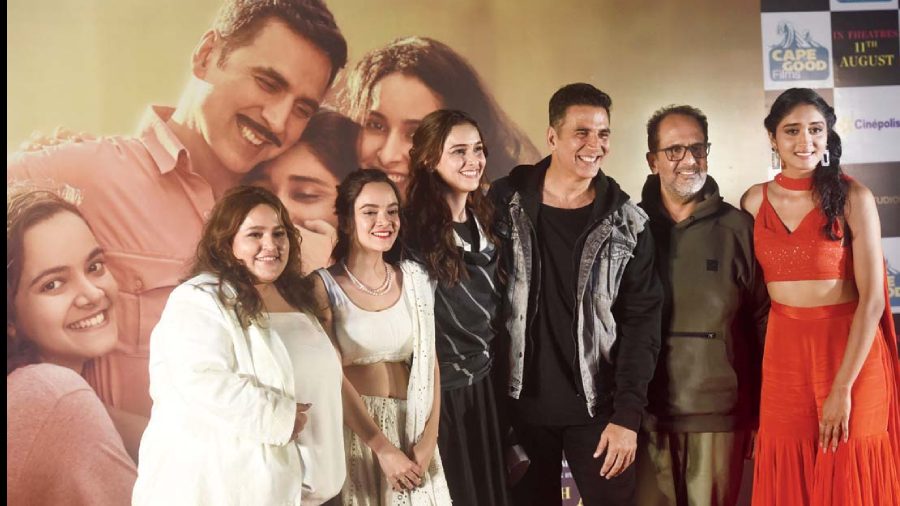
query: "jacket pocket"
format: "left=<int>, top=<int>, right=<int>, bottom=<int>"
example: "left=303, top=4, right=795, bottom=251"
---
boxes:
left=602, top=234, right=636, bottom=303
left=663, top=331, right=737, bottom=416
left=668, top=331, right=717, bottom=339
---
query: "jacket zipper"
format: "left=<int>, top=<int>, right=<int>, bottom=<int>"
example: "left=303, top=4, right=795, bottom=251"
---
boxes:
left=668, top=331, right=717, bottom=339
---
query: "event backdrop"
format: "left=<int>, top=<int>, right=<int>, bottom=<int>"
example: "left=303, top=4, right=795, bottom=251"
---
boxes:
left=8, top=0, right=771, bottom=204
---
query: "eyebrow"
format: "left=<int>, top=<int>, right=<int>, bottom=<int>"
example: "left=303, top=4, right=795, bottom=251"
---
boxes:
left=288, top=174, right=331, bottom=186
left=28, top=247, right=104, bottom=288
left=253, top=66, right=320, bottom=111
left=359, top=203, right=399, bottom=209
left=782, top=121, right=825, bottom=128
left=448, top=142, right=483, bottom=150
left=367, top=110, right=423, bottom=129
left=242, top=225, right=286, bottom=232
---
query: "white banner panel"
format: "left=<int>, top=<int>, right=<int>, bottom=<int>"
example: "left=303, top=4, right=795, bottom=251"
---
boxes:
left=761, top=11, right=835, bottom=89
left=833, top=85, right=900, bottom=164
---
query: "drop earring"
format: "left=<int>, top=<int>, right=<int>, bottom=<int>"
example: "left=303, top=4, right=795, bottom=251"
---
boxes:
left=821, top=150, right=830, bottom=167
left=771, top=148, right=781, bottom=171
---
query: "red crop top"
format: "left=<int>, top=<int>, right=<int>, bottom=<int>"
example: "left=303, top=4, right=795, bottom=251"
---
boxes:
left=753, top=177, right=854, bottom=283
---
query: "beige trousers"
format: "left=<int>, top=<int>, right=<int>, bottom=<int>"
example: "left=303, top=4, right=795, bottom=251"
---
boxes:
left=635, top=430, right=752, bottom=506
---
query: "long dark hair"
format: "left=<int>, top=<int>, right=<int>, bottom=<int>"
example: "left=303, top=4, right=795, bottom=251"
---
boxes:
left=765, top=88, right=848, bottom=240
left=332, top=169, right=403, bottom=262
left=187, top=185, right=318, bottom=326
left=336, top=36, right=539, bottom=179
left=7, top=186, right=86, bottom=375
left=406, top=110, right=498, bottom=285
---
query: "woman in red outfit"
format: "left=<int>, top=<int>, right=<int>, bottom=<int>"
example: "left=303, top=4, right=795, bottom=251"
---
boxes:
left=741, top=88, right=900, bottom=505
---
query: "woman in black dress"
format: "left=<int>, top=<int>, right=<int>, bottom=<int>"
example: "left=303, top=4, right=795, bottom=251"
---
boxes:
left=404, top=109, right=510, bottom=506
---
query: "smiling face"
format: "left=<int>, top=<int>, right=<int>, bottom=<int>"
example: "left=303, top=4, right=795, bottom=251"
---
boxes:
left=231, top=204, right=290, bottom=285
left=358, top=73, right=443, bottom=194
left=648, top=113, right=708, bottom=202
left=770, top=103, right=828, bottom=174
left=262, top=143, right=340, bottom=227
left=351, top=182, right=401, bottom=254
left=434, top=123, right=486, bottom=196
left=193, top=18, right=333, bottom=177
left=11, top=212, right=119, bottom=372
left=548, top=105, right=611, bottom=181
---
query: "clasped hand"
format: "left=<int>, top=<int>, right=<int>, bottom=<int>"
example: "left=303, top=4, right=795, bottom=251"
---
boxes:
left=375, top=443, right=423, bottom=492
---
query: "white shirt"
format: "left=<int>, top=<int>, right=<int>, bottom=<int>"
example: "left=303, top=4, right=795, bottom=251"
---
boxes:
left=270, top=312, right=345, bottom=505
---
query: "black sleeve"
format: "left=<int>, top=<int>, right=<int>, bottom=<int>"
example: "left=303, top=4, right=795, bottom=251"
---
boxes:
left=487, top=180, right=512, bottom=240
left=609, top=226, right=663, bottom=432
left=487, top=179, right=514, bottom=339
left=747, top=257, right=770, bottom=350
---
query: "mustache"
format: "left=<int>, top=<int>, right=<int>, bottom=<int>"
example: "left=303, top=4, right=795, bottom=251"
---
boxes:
left=238, top=115, right=282, bottom=148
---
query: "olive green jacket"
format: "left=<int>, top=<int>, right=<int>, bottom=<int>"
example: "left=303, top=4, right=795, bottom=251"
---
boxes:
left=639, top=175, right=769, bottom=432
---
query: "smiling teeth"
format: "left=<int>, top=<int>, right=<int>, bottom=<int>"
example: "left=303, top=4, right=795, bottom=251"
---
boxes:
left=240, top=125, right=265, bottom=147
left=372, top=231, right=392, bottom=238
left=578, top=155, right=598, bottom=162
left=68, top=311, right=106, bottom=330
left=386, top=173, right=407, bottom=183
left=460, top=170, right=480, bottom=177
left=256, top=256, right=279, bottom=262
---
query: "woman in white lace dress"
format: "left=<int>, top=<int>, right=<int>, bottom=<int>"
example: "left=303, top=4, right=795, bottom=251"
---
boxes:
left=311, top=169, right=451, bottom=505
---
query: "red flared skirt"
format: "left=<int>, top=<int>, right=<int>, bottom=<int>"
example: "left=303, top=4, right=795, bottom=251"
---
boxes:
left=753, top=300, right=900, bottom=505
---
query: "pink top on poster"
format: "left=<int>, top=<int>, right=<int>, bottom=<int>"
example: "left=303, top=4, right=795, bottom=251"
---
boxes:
left=6, top=364, right=137, bottom=505
left=7, top=106, right=215, bottom=417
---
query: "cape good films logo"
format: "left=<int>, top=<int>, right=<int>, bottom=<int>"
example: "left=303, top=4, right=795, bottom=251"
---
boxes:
left=770, top=21, right=830, bottom=81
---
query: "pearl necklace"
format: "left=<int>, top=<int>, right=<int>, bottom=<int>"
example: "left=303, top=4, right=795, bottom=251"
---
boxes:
left=341, top=261, right=393, bottom=296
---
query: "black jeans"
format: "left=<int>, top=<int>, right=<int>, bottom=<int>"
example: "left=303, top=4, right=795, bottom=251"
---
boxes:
left=512, top=421, right=635, bottom=506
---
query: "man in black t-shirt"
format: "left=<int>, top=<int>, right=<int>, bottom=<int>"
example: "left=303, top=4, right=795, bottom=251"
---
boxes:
left=489, top=83, right=663, bottom=506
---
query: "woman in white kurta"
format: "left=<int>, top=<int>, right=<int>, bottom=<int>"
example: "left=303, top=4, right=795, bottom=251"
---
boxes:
left=133, top=186, right=344, bottom=506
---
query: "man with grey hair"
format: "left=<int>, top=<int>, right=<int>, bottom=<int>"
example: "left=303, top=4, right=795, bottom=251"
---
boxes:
left=636, top=104, right=769, bottom=505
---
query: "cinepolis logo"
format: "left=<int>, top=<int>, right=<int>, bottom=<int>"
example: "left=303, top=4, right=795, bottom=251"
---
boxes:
left=769, top=22, right=830, bottom=81
left=854, top=118, right=900, bottom=131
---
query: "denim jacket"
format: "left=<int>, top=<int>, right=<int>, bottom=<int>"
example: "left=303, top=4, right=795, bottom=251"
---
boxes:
left=489, top=158, right=662, bottom=431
